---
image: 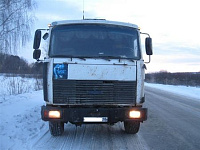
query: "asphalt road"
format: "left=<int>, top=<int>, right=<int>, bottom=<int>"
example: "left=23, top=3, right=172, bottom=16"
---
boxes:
left=141, top=86, right=200, bottom=150
left=32, top=86, right=200, bottom=150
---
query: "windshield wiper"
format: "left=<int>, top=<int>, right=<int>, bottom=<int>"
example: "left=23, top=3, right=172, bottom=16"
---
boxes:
left=97, top=55, right=121, bottom=61
left=76, top=57, right=86, bottom=61
left=97, top=55, right=136, bottom=63
left=52, top=54, right=135, bottom=62
left=51, top=55, right=87, bottom=61
left=126, top=58, right=135, bottom=62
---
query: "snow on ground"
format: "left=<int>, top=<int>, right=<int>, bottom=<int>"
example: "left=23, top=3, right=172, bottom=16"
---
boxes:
left=0, top=76, right=200, bottom=149
left=145, top=83, right=200, bottom=100
left=0, top=75, right=46, bottom=150
left=0, top=75, right=42, bottom=98
left=0, top=90, right=47, bottom=150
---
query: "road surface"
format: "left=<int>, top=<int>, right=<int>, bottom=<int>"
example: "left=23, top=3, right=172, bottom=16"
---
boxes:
left=31, top=86, right=200, bottom=150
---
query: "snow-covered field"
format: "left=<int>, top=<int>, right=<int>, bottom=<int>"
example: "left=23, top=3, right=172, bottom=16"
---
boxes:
left=0, top=76, right=199, bottom=149
left=0, top=75, right=42, bottom=99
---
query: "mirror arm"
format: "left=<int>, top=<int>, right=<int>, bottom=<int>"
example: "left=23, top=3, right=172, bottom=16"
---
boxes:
left=144, top=55, right=151, bottom=64
left=140, top=32, right=151, bottom=38
left=37, top=29, right=49, bottom=31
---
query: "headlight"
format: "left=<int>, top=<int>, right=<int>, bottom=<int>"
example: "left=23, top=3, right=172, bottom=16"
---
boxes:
left=49, top=111, right=61, bottom=119
left=129, top=110, right=141, bottom=119
left=53, top=64, right=68, bottom=79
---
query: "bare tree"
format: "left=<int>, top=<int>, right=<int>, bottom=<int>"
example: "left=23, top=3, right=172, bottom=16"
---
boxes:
left=0, top=0, right=36, bottom=54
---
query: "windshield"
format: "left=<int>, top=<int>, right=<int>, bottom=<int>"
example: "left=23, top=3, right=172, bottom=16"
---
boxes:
left=49, top=24, right=140, bottom=59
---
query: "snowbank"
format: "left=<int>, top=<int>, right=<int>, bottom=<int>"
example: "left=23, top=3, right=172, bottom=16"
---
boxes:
left=0, top=75, right=45, bottom=149
left=145, top=83, right=200, bottom=100
left=0, top=75, right=42, bottom=98
left=0, top=90, right=47, bottom=150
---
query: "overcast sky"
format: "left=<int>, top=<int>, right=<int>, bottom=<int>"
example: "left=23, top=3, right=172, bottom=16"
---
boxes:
left=20, top=0, right=200, bottom=73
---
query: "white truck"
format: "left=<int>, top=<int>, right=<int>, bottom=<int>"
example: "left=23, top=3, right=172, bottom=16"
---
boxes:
left=33, top=19, right=153, bottom=136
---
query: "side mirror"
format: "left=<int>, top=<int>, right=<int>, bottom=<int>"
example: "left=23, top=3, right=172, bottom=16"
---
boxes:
left=33, top=49, right=41, bottom=60
left=145, top=37, right=153, bottom=55
left=33, top=30, right=41, bottom=49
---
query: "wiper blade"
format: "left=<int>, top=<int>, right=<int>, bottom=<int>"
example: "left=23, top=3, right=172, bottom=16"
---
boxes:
left=97, top=55, right=121, bottom=61
left=76, top=57, right=86, bottom=61
left=126, top=58, right=135, bottom=62
left=97, top=55, right=136, bottom=63
left=98, top=55, right=121, bottom=59
left=51, top=55, right=87, bottom=61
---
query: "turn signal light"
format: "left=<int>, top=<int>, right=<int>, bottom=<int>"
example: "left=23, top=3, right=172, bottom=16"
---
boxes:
left=129, top=110, right=141, bottom=119
left=49, top=111, right=61, bottom=119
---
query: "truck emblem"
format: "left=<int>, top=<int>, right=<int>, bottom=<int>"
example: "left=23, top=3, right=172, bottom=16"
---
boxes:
left=53, top=64, right=68, bottom=79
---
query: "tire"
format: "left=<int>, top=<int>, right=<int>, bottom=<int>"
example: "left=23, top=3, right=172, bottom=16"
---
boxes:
left=49, top=121, right=64, bottom=136
left=124, top=121, right=140, bottom=134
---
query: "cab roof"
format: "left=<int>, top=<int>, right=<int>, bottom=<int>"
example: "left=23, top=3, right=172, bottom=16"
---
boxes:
left=51, top=19, right=139, bottom=29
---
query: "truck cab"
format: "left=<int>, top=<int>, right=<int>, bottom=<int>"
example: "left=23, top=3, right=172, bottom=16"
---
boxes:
left=33, top=19, right=153, bottom=136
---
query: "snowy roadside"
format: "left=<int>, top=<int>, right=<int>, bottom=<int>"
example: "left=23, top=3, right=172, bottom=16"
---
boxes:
left=0, top=90, right=47, bottom=150
left=0, top=75, right=42, bottom=99
left=145, top=83, right=200, bottom=100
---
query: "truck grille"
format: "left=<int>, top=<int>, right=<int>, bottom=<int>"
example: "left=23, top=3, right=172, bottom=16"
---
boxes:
left=53, top=80, right=136, bottom=104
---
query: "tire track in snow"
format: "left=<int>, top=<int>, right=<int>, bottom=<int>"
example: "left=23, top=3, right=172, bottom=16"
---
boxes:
left=59, top=124, right=80, bottom=150
left=32, top=122, right=149, bottom=150
left=31, top=129, right=49, bottom=147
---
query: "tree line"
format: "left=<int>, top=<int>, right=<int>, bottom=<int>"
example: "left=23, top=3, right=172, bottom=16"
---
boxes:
left=145, top=71, right=200, bottom=87
left=0, top=53, right=43, bottom=75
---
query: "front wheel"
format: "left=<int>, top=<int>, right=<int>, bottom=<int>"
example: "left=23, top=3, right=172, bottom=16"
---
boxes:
left=124, top=121, right=140, bottom=134
left=49, top=121, right=64, bottom=136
